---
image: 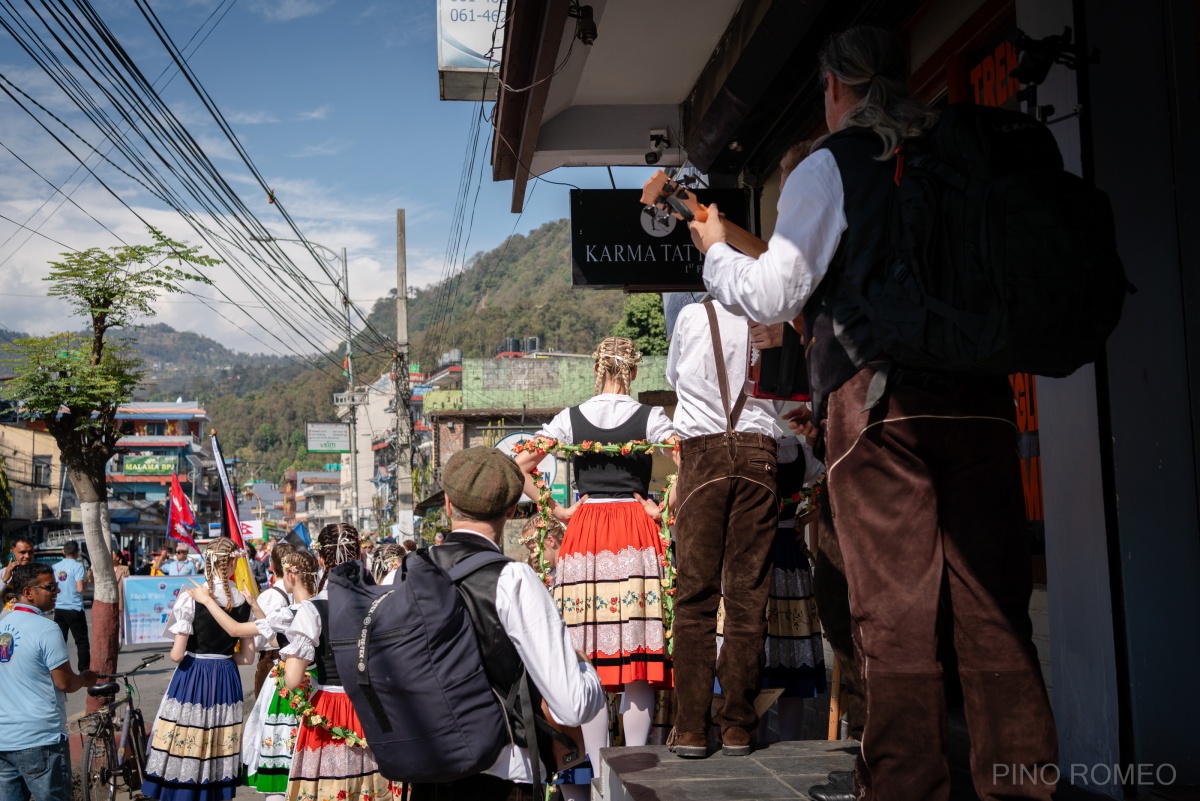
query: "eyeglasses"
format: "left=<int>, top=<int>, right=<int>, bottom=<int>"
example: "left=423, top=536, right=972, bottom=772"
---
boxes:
left=31, top=583, right=59, bottom=593
left=175, top=551, right=189, bottom=556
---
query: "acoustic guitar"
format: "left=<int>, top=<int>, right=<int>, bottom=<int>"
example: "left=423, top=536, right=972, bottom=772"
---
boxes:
left=640, top=171, right=811, bottom=402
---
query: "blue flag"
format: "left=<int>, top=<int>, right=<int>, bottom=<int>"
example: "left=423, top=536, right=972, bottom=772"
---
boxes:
left=290, top=522, right=311, bottom=547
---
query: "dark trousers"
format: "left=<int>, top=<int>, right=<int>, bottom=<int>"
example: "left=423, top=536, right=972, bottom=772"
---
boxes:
left=824, top=364, right=1057, bottom=801
left=672, top=432, right=778, bottom=736
left=54, top=608, right=90, bottom=672
left=409, top=774, right=533, bottom=801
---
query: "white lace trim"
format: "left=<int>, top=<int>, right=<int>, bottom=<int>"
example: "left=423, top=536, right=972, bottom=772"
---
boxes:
left=155, top=697, right=242, bottom=727
left=145, top=749, right=241, bottom=784
left=290, top=739, right=382, bottom=779
left=556, top=545, right=663, bottom=585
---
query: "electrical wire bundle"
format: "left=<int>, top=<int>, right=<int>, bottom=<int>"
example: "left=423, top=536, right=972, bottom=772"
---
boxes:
left=0, top=0, right=397, bottom=380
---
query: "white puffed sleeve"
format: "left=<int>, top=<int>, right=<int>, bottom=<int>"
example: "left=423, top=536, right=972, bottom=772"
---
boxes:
left=166, top=593, right=196, bottom=636
left=279, top=600, right=321, bottom=663
left=254, top=603, right=297, bottom=650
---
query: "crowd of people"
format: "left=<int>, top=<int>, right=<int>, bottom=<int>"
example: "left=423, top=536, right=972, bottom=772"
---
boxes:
left=0, top=24, right=1057, bottom=801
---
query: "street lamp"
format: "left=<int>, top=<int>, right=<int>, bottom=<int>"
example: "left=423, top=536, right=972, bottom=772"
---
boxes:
left=250, top=233, right=360, bottom=528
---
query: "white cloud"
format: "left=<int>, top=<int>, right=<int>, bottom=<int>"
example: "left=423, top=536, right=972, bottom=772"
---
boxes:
left=228, top=110, right=279, bottom=125
left=297, top=104, right=331, bottom=122
left=249, top=0, right=336, bottom=23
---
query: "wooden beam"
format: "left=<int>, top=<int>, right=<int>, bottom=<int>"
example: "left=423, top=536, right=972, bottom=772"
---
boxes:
left=508, top=0, right=569, bottom=212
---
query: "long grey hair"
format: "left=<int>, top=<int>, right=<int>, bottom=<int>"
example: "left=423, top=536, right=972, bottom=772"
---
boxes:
left=818, top=27, right=939, bottom=159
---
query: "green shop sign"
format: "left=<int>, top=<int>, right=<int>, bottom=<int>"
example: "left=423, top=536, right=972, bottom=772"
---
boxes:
left=124, top=455, right=177, bottom=476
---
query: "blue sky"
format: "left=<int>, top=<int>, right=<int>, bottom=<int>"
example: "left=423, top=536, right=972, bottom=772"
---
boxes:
left=0, top=0, right=638, bottom=357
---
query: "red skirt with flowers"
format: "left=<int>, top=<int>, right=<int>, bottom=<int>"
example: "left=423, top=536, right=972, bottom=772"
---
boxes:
left=286, top=688, right=401, bottom=801
left=553, top=500, right=672, bottom=690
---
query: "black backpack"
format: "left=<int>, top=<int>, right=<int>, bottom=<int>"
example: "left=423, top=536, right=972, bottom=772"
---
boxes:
left=326, top=552, right=512, bottom=784
left=327, top=551, right=578, bottom=786
left=854, top=103, right=1130, bottom=377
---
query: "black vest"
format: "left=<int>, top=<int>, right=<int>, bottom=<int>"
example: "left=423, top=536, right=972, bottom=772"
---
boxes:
left=570, top=404, right=653, bottom=498
left=429, top=534, right=550, bottom=763
left=186, top=600, right=251, bottom=656
left=802, top=127, right=896, bottom=418
left=311, top=599, right=341, bottom=687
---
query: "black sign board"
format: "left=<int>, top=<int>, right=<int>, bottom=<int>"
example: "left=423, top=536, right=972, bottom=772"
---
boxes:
left=570, top=188, right=752, bottom=290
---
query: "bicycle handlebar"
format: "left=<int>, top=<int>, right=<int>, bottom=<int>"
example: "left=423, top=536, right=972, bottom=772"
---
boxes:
left=95, top=653, right=164, bottom=680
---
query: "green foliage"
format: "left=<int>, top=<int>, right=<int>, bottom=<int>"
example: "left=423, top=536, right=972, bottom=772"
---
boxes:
left=613, top=293, right=669, bottom=355
left=396, top=219, right=624, bottom=368
left=0, top=333, right=141, bottom=443
left=45, top=227, right=216, bottom=356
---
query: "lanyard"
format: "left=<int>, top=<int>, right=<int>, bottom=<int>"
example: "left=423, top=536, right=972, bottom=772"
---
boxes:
left=12, top=604, right=41, bottom=616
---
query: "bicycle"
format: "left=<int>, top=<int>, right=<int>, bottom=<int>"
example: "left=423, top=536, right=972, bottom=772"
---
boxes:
left=79, top=653, right=164, bottom=801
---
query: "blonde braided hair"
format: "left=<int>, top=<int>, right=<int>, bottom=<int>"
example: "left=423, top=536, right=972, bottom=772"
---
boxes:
left=372, top=544, right=404, bottom=584
left=316, top=523, right=360, bottom=591
left=592, top=337, right=642, bottom=395
left=202, top=537, right=240, bottom=612
left=282, top=550, right=319, bottom=596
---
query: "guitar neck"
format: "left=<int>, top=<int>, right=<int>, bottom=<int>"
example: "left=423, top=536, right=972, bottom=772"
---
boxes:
left=719, top=220, right=768, bottom=259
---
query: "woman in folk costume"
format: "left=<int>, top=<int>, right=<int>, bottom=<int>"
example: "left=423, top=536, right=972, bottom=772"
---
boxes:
left=185, top=549, right=321, bottom=800
left=281, top=523, right=400, bottom=801
left=514, top=336, right=678, bottom=767
left=142, top=537, right=254, bottom=801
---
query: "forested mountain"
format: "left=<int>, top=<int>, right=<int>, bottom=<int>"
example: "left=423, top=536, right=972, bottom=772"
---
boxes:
left=3, top=218, right=630, bottom=481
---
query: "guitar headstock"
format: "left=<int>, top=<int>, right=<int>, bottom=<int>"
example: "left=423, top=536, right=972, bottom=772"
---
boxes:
left=640, top=170, right=707, bottom=224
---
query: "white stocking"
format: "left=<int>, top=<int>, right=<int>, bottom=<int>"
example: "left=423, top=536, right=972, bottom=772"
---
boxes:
left=580, top=702, right=611, bottom=768
left=619, top=680, right=655, bottom=747
left=560, top=785, right=590, bottom=801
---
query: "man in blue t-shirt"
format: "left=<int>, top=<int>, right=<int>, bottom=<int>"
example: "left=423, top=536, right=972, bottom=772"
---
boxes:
left=0, top=563, right=98, bottom=800
left=52, top=541, right=90, bottom=671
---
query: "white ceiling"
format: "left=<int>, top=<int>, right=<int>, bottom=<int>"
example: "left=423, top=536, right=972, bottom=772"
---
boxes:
left=528, top=0, right=744, bottom=174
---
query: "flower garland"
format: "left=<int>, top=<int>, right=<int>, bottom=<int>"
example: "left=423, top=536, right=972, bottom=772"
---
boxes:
left=271, top=660, right=368, bottom=747
left=516, top=435, right=681, bottom=654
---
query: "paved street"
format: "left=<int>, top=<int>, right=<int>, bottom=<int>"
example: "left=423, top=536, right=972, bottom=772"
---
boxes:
left=63, top=606, right=259, bottom=800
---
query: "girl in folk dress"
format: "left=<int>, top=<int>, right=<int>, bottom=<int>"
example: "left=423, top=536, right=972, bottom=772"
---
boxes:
left=281, top=523, right=400, bottom=801
left=514, top=337, right=679, bottom=767
left=142, top=538, right=254, bottom=801
left=186, top=549, right=321, bottom=800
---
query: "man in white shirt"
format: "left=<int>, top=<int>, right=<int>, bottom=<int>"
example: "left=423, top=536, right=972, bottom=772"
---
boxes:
left=410, top=446, right=605, bottom=801
left=688, top=26, right=1056, bottom=801
left=665, top=299, right=788, bottom=759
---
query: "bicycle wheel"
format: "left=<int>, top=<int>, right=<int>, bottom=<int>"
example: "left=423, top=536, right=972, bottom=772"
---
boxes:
left=81, top=732, right=116, bottom=801
left=125, top=709, right=149, bottom=791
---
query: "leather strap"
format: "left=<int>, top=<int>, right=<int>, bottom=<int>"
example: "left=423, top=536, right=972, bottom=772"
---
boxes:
left=704, top=301, right=748, bottom=432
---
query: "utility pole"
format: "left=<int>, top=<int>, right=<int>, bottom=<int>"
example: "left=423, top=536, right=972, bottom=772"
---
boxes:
left=342, top=247, right=360, bottom=529
left=395, top=209, right=413, bottom=533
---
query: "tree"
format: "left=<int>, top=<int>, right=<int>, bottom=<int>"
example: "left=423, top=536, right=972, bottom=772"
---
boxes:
left=613, top=292, right=669, bottom=355
left=0, top=229, right=215, bottom=696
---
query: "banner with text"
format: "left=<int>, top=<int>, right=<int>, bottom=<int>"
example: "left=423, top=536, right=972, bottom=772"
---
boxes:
left=123, top=576, right=203, bottom=645
left=306, top=423, right=351, bottom=453
left=124, top=455, right=178, bottom=476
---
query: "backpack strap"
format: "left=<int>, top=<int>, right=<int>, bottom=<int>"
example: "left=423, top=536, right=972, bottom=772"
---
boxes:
left=449, top=548, right=553, bottom=792
left=704, top=301, right=748, bottom=431
left=353, top=590, right=395, bottom=732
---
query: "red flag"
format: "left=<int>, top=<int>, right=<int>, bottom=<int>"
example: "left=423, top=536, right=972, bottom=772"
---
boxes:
left=167, top=471, right=199, bottom=552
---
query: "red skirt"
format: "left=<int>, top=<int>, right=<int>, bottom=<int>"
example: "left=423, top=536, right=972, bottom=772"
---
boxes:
left=553, top=500, right=672, bottom=690
left=286, top=688, right=400, bottom=801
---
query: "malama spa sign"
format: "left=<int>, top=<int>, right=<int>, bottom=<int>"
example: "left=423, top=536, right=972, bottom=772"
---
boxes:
left=570, top=188, right=751, bottom=290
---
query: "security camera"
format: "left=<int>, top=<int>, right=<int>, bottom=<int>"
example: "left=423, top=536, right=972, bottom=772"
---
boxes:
left=645, top=130, right=669, bottom=165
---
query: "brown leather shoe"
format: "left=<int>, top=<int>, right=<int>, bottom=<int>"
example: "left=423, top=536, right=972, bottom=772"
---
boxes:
left=721, top=726, right=754, bottom=756
left=668, top=730, right=709, bottom=759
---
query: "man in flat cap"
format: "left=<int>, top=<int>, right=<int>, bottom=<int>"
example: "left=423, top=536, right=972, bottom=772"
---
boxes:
left=410, top=447, right=605, bottom=801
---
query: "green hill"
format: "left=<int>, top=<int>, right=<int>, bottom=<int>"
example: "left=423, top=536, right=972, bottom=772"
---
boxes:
left=4, top=218, right=629, bottom=482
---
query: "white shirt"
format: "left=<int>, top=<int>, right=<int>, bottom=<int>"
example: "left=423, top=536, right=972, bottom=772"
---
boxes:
left=703, top=148, right=847, bottom=324
left=538, top=394, right=675, bottom=444
left=667, top=301, right=785, bottom=439
left=165, top=581, right=245, bottom=637
left=253, top=584, right=293, bottom=650
left=447, top=531, right=604, bottom=784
